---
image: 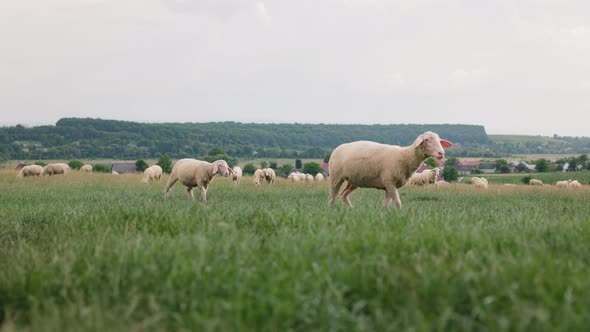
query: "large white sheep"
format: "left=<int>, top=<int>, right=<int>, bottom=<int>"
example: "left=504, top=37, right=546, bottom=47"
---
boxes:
left=43, top=163, right=70, bottom=176
left=163, top=159, right=231, bottom=202
left=263, top=168, right=276, bottom=184
left=17, top=165, right=44, bottom=178
left=315, top=173, right=325, bottom=181
left=409, top=168, right=440, bottom=186
left=80, top=164, right=93, bottom=173
left=232, top=166, right=242, bottom=185
left=297, top=172, right=306, bottom=182
left=253, top=169, right=265, bottom=187
left=288, top=172, right=300, bottom=182
left=328, top=131, right=453, bottom=208
left=305, top=173, right=314, bottom=182
left=529, top=179, right=544, bottom=186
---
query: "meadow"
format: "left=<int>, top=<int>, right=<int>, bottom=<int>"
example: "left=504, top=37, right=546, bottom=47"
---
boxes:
left=2, top=171, right=590, bottom=331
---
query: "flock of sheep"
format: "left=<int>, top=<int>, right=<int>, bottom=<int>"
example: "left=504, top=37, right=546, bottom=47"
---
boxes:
left=14, top=131, right=587, bottom=208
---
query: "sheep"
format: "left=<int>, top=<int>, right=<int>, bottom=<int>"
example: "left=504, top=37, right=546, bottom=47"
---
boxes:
left=434, top=180, right=449, bottom=188
left=569, top=180, right=582, bottom=189
left=17, top=165, right=44, bottom=178
left=232, top=166, right=242, bottom=185
left=80, top=164, right=93, bottom=173
left=151, top=165, right=163, bottom=181
left=315, top=173, right=325, bottom=181
left=253, top=169, right=265, bottom=187
left=141, top=167, right=156, bottom=183
left=529, top=179, right=544, bottom=186
left=112, top=171, right=119, bottom=175
left=328, top=131, right=453, bottom=208
left=305, top=173, right=314, bottom=182
left=263, top=168, right=276, bottom=184
left=409, top=168, right=440, bottom=186
left=43, top=163, right=70, bottom=176
left=556, top=180, right=570, bottom=188
left=471, top=177, right=488, bottom=189
left=288, top=172, right=301, bottom=182
left=297, top=172, right=307, bottom=182
left=163, top=159, right=231, bottom=202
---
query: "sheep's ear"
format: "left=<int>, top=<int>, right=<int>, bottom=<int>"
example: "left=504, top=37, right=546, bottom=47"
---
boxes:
left=414, top=134, right=425, bottom=146
left=440, top=139, right=453, bottom=148
left=211, top=161, right=220, bottom=173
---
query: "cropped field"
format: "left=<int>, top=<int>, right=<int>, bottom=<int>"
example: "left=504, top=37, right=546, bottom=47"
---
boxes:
left=2, top=171, right=590, bottom=331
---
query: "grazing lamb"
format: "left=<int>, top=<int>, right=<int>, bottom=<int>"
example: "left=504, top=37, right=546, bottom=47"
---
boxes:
left=569, top=180, right=582, bottom=189
left=163, top=159, right=231, bottom=202
left=471, top=177, right=488, bottom=189
left=409, top=168, right=440, bottom=186
left=556, top=180, right=570, bottom=188
left=232, top=166, right=243, bottom=185
left=315, top=173, right=325, bottom=181
left=328, top=131, right=453, bottom=208
left=17, top=165, right=44, bottom=178
left=434, top=180, right=449, bottom=188
left=529, top=179, right=544, bottom=186
left=253, top=169, right=265, bottom=187
left=43, top=163, right=70, bottom=176
left=141, top=167, right=156, bottom=183
left=151, top=165, right=163, bottom=181
left=80, top=164, right=93, bottom=173
left=263, top=168, right=276, bottom=184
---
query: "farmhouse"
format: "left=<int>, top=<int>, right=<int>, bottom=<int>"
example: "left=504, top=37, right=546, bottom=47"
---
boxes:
left=478, top=162, right=497, bottom=174
left=111, top=162, right=137, bottom=174
left=457, top=160, right=480, bottom=176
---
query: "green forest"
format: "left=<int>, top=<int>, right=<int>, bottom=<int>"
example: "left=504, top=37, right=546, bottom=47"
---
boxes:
left=1, top=118, right=589, bottom=160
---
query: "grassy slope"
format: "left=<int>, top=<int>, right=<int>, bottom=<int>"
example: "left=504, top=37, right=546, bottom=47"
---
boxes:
left=1, top=172, right=590, bottom=331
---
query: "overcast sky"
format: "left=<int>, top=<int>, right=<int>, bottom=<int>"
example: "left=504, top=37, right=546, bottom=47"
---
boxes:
left=1, top=0, right=589, bottom=136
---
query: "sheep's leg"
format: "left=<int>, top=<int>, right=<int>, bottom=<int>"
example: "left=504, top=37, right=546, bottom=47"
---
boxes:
left=200, top=186, right=208, bottom=202
left=163, top=176, right=178, bottom=199
left=384, top=185, right=401, bottom=209
left=341, top=186, right=357, bottom=208
left=186, top=187, right=195, bottom=200
left=329, top=178, right=345, bottom=206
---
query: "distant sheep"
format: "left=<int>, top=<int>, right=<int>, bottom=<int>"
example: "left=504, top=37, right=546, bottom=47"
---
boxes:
left=232, top=166, right=242, bottom=185
left=43, top=163, right=70, bottom=176
left=328, top=131, right=453, bottom=208
left=254, top=169, right=265, bottom=187
left=263, top=168, right=276, bottom=184
left=315, top=173, right=324, bottom=181
left=305, top=174, right=314, bottom=182
left=434, top=180, right=449, bottom=188
left=17, top=165, right=44, bottom=178
left=80, top=164, right=93, bottom=173
left=163, top=159, right=231, bottom=202
left=142, top=165, right=162, bottom=183
left=556, top=180, right=570, bottom=188
left=529, top=179, right=544, bottom=186
left=569, top=180, right=582, bottom=189
left=288, top=172, right=301, bottom=182
left=471, top=177, right=488, bottom=189
left=409, top=168, right=440, bottom=186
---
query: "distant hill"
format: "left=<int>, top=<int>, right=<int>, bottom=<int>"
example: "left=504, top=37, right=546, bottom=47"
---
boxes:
left=0, top=118, right=489, bottom=160
left=489, top=135, right=590, bottom=155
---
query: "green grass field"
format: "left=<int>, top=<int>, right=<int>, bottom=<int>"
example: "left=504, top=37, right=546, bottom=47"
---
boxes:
left=2, top=171, right=590, bottom=331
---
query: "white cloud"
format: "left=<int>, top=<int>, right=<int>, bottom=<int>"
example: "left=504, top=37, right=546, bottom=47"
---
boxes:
left=255, top=1, right=271, bottom=24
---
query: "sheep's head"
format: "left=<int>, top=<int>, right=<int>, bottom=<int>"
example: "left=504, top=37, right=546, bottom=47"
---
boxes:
left=414, top=131, right=453, bottom=160
left=211, top=160, right=231, bottom=177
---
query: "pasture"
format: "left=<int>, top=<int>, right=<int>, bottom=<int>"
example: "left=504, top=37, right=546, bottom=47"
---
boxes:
left=2, top=171, right=590, bottom=331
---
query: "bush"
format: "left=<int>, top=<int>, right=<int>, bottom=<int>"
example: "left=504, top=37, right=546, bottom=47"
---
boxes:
left=442, top=167, right=458, bottom=182
left=279, top=164, right=294, bottom=177
left=135, top=159, right=149, bottom=172
left=242, top=163, right=256, bottom=175
left=34, top=161, right=47, bottom=167
left=521, top=175, right=532, bottom=184
left=68, top=160, right=84, bottom=170
left=93, top=164, right=110, bottom=173
left=302, top=162, right=322, bottom=176
left=157, top=155, right=172, bottom=174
